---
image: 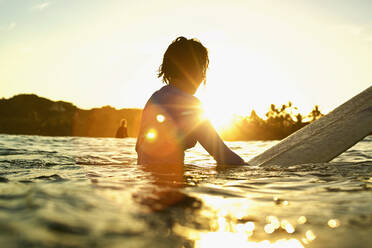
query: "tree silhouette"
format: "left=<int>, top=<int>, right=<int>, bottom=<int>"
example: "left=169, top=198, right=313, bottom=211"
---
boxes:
left=308, top=105, right=323, bottom=121
left=0, top=94, right=326, bottom=141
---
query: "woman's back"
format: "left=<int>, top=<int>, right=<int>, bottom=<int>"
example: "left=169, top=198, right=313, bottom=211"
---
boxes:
left=136, top=85, right=201, bottom=165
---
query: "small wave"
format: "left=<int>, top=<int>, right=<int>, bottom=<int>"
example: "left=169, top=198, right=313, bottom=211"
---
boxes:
left=0, top=177, right=9, bottom=183
left=42, top=219, right=90, bottom=235
left=0, top=148, right=28, bottom=155
left=0, top=159, right=59, bottom=168
left=0, top=134, right=371, bottom=248
left=76, top=161, right=132, bottom=166
left=33, top=174, right=66, bottom=182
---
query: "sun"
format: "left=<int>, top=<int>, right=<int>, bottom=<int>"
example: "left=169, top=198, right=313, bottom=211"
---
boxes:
left=202, top=105, right=235, bottom=131
left=197, top=90, right=236, bottom=131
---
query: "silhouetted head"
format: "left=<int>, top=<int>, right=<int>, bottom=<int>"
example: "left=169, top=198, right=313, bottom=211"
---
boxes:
left=158, top=37, right=209, bottom=94
left=120, top=119, right=127, bottom=127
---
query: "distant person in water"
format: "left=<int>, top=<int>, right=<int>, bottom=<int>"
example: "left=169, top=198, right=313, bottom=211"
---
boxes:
left=116, top=119, right=128, bottom=138
left=136, top=36, right=245, bottom=165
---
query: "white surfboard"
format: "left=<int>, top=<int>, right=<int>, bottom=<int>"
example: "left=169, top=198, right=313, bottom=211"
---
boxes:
left=248, top=85, right=372, bottom=167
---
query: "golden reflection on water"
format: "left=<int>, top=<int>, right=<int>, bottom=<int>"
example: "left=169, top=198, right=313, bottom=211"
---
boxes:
left=297, top=216, right=307, bottom=225
left=195, top=234, right=304, bottom=248
left=174, top=223, right=305, bottom=248
left=305, top=230, right=316, bottom=241
left=172, top=195, right=315, bottom=248
left=328, top=219, right=340, bottom=228
left=266, top=216, right=280, bottom=230
left=264, top=224, right=275, bottom=234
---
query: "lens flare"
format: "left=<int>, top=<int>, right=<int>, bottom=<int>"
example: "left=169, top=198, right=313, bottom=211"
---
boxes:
left=146, top=129, right=157, bottom=140
left=156, top=114, right=165, bottom=123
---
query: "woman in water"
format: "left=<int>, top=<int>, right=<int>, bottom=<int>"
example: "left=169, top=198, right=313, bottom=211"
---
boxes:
left=136, top=37, right=245, bottom=165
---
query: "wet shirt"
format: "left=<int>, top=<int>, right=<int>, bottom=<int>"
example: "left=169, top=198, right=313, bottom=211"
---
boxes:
left=136, top=85, right=244, bottom=165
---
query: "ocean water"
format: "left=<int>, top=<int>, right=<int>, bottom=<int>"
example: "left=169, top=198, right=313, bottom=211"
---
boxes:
left=0, top=134, right=371, bottom=248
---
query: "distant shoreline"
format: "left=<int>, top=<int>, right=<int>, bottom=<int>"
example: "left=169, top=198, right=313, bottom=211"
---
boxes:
left=2, top=94, right=358, bottom=141
left=0, top=94, right=142, bottom=138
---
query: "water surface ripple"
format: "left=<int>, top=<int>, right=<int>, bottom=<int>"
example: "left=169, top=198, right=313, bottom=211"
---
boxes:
left=0, top=134, right=371, bottom=248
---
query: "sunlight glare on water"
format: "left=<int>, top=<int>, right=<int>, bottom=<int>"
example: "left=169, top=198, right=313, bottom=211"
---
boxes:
left=0, top=134, right=371, bottom=247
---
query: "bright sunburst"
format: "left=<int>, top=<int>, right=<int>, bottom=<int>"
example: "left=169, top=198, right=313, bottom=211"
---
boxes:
left=198, top=90, right=236, bottom=131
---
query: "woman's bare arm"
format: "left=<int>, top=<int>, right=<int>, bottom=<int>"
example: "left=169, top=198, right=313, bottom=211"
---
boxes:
left=193, top=120, right=245, bottom=165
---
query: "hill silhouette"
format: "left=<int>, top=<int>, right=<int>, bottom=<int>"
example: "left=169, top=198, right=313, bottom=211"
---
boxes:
left=0, top=94, right=142, bottom=137
left=0, top=94, right=326, bottom=140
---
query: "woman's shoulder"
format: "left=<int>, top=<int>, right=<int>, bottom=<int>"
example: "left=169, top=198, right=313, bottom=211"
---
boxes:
left=150, top=85, right=200, bottom=105
left=142, top=85, right=202, bottom=122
